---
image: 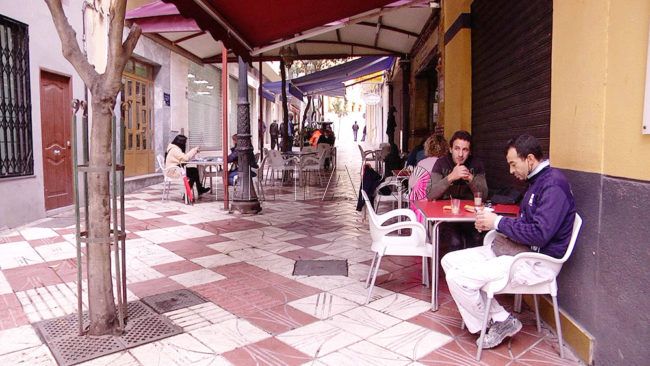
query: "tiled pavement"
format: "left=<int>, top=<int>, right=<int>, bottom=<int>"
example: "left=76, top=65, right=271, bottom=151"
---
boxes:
left=0, top=143, right=583, bottom=365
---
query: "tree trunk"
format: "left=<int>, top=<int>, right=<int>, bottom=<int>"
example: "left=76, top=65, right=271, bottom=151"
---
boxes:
left=280, top=60, right=290, bottom=152
left=87, top=96, right=117, bottom=335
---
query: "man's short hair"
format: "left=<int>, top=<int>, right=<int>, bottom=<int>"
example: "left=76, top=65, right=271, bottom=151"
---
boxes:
left=449, top=130, right=472, bottom=148
left=505, top=134, right=544, bottom=160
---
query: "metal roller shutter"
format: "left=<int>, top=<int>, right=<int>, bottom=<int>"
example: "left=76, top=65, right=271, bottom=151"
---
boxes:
left=471, top=0, right=552, bottom=192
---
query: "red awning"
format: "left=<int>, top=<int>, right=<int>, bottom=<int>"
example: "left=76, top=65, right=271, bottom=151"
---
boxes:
left=161, top=0, right=399, bottom=58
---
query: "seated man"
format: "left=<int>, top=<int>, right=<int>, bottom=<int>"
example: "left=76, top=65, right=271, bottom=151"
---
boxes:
left=427, top=130, right=488, bottom=248
left=227, top=134, right=258, bottom=185
left=442, top=134, right=576, bottom=350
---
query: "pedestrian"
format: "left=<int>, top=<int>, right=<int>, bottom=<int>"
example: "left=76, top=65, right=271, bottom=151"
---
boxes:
left=352, top=121, right=359, bottom=142
left=269, top=120, right=279, bottom=150
left=361, top=125, right=367, bottom=141
left=386, top=106, right=396, bottom=144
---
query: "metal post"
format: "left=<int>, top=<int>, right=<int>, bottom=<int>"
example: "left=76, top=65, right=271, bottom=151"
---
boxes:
left=231, top=57, right=261, bottom=214
left=221, top=46, right=229, bottom=211
left=258, top=60, right=263, bottom=159
left=111, top=116, right=124, bottom=330
left=71, top=100, right=83, bottom=335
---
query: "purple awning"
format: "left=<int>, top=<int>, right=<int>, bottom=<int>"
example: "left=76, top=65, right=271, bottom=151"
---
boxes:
left=263, top=56, right=393, bottom=98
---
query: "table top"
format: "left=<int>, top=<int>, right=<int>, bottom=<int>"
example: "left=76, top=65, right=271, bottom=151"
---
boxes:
left=189, top=157, right=223, bottom=165
left=415, top=199, right=520, bottom=222
left=283, top=151, right=316, bottom=157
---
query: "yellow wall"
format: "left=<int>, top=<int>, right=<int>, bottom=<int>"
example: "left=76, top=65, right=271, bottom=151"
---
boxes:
left=442, top=0, right=472, bottom=139
left=551, top=0, right=650, bottom=180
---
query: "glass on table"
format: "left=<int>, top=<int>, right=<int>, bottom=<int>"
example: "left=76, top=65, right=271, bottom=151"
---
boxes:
left=450, top=198, right=461, bottom=214
left=474, top=191, right=484, bottom=213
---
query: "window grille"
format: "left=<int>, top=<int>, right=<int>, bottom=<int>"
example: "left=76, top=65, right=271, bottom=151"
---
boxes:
left=0, top=15, right=32, bottom=178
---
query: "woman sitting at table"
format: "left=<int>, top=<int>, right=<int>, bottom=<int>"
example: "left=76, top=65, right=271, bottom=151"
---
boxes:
left=417, top=134, right=448, bottom=172
left=165, top=134, right=211, bottom=195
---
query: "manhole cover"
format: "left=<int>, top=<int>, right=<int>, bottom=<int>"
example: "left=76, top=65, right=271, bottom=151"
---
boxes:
left=141, top=289, right=207, bottom=313
left=293, top=259, right=348, bottom=276
left=35, top=300, right=182, bottom=366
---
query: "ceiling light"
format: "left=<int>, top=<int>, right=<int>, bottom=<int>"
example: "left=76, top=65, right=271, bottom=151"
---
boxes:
left=188, top=73, right=195, bottom=78
left=206, top=85, right=214, bottom=89
left=429, top=1, right=440, bottom=8
left=193, top=80, right=208, bottom=84
left=197, top=91, right=211, bottom=95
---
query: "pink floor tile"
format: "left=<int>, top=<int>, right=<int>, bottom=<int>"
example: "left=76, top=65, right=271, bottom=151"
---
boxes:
left=222, top=336, right=312, bottom=365
left=279, top=248, right=326, bottom=261
left=152, top=260, right=203, bottom=276
left=3, top=263, right=63, bottom=291
left=255, top=281, right=321, bottom=303
left=27, top=236, right=66, bottom=247
left=0, top=235, right=24, bottom=244
left=141, top=216, right=184, bottom=228
left=286, top=236, right=331, bottom=247
left=157, top=210, right=187, bottom=217
left=0, top=293, right=29, bottom=330
left=408, top=303, right=465, bottom=337
left=419, top=338, right=512, bottom=365
left=50, top=258, right=86, bottom=283
left=242, top=304, right=319, bottom=335
left=159, top=239, right=220, bottom=259
left=128, top=277, right=184, bottom=298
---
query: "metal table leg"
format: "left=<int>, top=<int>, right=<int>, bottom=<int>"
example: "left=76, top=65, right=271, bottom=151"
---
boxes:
left=431, top=221, right=441, bottom=311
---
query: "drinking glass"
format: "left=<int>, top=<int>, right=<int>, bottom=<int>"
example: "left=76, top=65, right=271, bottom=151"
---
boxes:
left=451, top=198, right=461, bottom=214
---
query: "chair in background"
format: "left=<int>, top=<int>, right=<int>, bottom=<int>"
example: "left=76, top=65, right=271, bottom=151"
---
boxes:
left=264, top=149, right=293, bottom=186
left=300, top=149, right=327, bottom=186
left=156, top=154, right=186, bottom=201
left=474, top=214, right=583, bottom=361
left=361, top=190, right=433, bottom=304
left=358, top=144, right=381, bottom=175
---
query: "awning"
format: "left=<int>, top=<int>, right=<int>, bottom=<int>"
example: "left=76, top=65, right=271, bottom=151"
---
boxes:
left=263, top=56, right=394, bottom=98
left=126, top=1, right=200, bottom=33
left=262, top=89, right=275, bottom=102
left=263, top=82, right=305, bottom=101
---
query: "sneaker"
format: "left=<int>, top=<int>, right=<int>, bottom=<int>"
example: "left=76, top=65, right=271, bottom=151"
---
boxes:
left=477, top=315, right=522, bottom=349
left=198, top=187, right=211, bottom=196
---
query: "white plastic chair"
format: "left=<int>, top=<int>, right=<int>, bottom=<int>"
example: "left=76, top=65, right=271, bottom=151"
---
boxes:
left=475, top=214, right=583, bottom=361
left=358, top=144, right=381, bottom=175
left=300, top=150, right=327, bottom=186
left=361, top=190, right=433, bottom=304
left=264, top=149, right=293, bottom=186
left=156, top=154, right=186, bottom=201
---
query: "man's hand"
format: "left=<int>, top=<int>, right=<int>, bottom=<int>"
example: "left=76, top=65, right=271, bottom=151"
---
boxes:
left=475, top=210, right=498, bottom=232
left=448, top=164, right=472, bottom=183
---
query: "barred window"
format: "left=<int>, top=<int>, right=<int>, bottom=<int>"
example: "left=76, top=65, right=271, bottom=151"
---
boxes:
left=0, top=15, right=32, bottom=178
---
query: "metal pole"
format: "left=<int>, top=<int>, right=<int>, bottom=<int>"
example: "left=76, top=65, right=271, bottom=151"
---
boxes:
left=221, top=46, right=229, bottom=211
left=258, top=60, right=263, bottom=159
left=111, top=116, right=124, bottom=330
left=72, top=100, right=83, bottom=335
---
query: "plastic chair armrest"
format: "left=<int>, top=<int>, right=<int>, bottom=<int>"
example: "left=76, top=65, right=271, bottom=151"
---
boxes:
left=376, top=208, right=418, bottom=223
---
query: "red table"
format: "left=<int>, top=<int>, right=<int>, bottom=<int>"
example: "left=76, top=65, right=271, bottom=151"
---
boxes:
left=414, top=199, right=520, bottom=311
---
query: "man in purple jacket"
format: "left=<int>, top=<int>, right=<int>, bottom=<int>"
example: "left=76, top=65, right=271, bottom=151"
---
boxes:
left=441, top=134, right=576, bottom=350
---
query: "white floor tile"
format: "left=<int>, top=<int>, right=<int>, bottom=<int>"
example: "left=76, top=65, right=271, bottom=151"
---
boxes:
left=367, top=293, right=432, bottom=320
left=316, top=340, right=410, bottom=366
left=170, top=269, right=225, bottom=287
left=288, top=292, right=358, bottom=320
left=34, top=241, right=77, bottom=262
left=164, top=225, right=213, bottom=239
left=130, top=333, right=230, bottom=365
left=135, top=228, right=186, bottom=244
left=0, top=345, right=55, bottom=365
left=0, top=325, right=43, bottom=355
left=367, top=321, right=452, bottom=359
left=277, top=321, right=361, bottom=358
left=190, top=318, right=270, bottom=354
left=190, top=254, right=240, bottom=268
left=327, top=306, right=401, bottom=338
left=328, top=282, right=394, bottom=305
left=125, top=210, right=162, bottom=220
left=165, top=302, right=236, bottom=331
left=18, top=227, right=58, bottom=241
left=0, top=242, right=44, bottom=269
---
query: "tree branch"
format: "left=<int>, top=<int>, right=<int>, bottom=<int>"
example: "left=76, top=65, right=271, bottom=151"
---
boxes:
left=104, top=23, right=141, bottom=94
left=44, top=0, right=99, bottom=85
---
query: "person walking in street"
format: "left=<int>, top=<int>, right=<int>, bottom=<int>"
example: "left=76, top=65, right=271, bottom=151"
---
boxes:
left=386, top=106, right=397, bottom=144
left=352, top=121, right=359, bottom=142
left=269, top=120, right=279, bottom=150
left=361, top=125, right=367, bottom=141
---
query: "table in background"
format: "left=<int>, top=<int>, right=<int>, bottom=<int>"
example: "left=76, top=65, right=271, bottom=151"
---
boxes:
left=415, top=199, right=520, bottom=311
left=188, top=157, right=223, bottom=194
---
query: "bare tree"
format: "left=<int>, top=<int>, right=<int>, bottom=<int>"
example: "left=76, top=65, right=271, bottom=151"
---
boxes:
left=44, top=0, right=141, bottom=336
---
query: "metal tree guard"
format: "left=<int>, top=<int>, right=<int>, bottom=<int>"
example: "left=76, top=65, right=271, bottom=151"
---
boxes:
left=71, top=99, right=128, bottom=334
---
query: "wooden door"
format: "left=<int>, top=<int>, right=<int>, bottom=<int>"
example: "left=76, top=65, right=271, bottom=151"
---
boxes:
left=122, top=65, right=154, bottom=177
left=40, top=71, right=72, bottom=210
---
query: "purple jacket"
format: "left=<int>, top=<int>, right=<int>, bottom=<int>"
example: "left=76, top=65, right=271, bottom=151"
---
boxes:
left=497, top=165, right=576, bottom=258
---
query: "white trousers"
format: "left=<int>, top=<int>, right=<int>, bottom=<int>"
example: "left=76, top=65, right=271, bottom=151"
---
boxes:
left=441, top=245, right=514, bottom=334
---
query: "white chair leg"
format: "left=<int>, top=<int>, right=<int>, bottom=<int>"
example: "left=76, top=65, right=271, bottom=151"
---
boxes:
left=365, top=252, right=378, bottom=288
left=533, top=294, right=541, bottom=332
left=476, top=296, right=493, bottom=361
left=552, top=295, right=565, bottom=359
left=421, top=256, right=430, bottom=288
left=161, top=181, right=167, bottom=201
left=365, top=255, right=383, bottom=304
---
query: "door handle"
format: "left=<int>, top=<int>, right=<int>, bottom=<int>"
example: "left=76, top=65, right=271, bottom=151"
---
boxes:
left=66, top=140, right=71, bottom=147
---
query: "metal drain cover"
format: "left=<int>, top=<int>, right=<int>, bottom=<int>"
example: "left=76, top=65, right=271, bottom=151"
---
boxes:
left=35, top=300, right=182, bottom=366
left=141, top=289, right=207, bottom=313
left=293, top=259, right=348, bottom=276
